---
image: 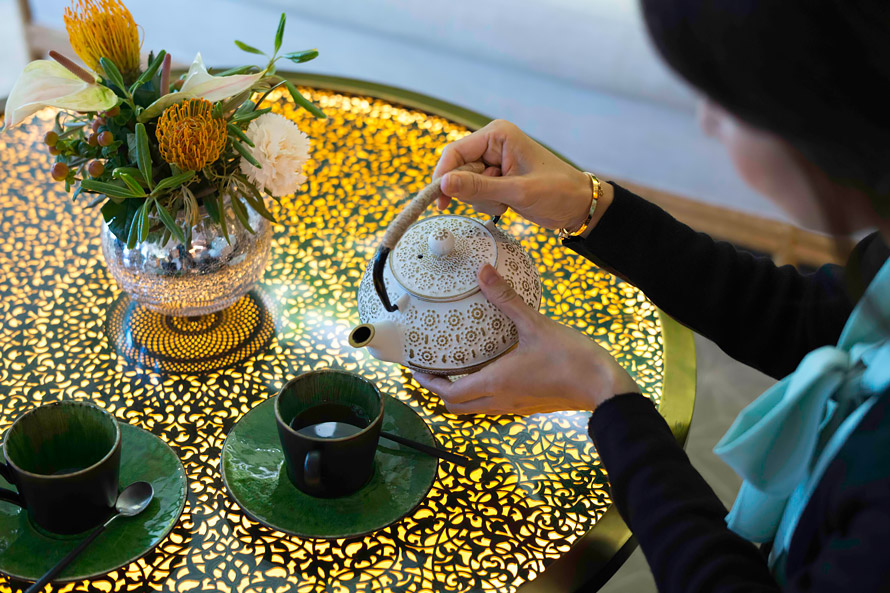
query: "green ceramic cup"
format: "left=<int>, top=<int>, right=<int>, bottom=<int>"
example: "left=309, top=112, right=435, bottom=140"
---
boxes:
left=0, top=401, right=121, bottom=535
left=275, top=370, right=384, bottom=498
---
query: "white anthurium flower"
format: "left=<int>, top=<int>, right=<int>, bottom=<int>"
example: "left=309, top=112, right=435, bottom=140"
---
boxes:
left=139, top=53, right=264, bottom=121
left=2, top=60, right=119, bottom=130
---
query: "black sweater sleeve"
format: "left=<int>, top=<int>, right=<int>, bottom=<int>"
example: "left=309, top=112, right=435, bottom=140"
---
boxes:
left=590, top=393, right=890, bottom=593
left=564, top=184, right=860, bottom=380
left=590, top=394, right=779, bottom=593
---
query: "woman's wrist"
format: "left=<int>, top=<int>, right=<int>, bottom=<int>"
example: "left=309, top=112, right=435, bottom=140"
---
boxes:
left=573, top=354, right=642, bottom=410
left=564, top=169, right=596, bottom=232
left=580, top=179, right=614, bottom=239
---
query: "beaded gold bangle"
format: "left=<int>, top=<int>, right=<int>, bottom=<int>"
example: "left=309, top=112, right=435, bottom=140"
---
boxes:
left=557, top=171, right=601, bottom=239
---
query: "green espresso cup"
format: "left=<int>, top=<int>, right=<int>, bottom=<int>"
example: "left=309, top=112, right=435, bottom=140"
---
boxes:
left=275, top=370, right=384, bottom=498
left=0, top=401, right=122, bottom=535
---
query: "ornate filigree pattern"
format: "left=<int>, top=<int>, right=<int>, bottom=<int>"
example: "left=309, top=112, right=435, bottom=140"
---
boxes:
left=391, top=217, right=497, bottom=299
left=0, top=86, right=665, bottom=593
left=358, top=217, right=544, bottom=374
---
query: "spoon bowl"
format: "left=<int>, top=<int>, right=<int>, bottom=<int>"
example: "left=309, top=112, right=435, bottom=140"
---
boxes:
left=26, top=481, right=154, bottom=592
left=116, top=481, right=154, bottom=517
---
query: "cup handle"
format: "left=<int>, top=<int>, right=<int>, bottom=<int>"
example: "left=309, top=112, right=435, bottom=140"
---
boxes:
left=0, top=462, right=24, bottom=508
left=303, top=450, right=322, bottom=488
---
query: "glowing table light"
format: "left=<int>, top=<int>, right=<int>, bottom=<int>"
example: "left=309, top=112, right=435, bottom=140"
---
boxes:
left=0, top=76, right=694, bottom=593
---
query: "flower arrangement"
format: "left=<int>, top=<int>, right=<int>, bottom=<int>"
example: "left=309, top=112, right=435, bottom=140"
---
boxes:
left=3, top=0, right=323, bottom=248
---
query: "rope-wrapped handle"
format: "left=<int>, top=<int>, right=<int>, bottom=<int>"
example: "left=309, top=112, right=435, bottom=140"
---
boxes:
left=374, top=161, right=486, bottom=312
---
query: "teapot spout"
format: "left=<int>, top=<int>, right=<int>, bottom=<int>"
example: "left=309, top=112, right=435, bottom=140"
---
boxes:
left=348, top=321, right=403, bottom=365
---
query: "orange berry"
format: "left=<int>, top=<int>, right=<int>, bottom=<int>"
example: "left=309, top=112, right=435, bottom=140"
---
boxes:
left=51, top=162, right=69, bottom=181
left=92, top=118, right=106, bottom=132
left=88, top=133, right=99, bottom=147
left=97, top=131, right=113, bottom=146
left=44, top=131, right=59, bottom=147
left=88, top=160, right=105, bottom=178
left=105, top=105, right=121, bottom=117
left=48, top=146, right=61, bottom=155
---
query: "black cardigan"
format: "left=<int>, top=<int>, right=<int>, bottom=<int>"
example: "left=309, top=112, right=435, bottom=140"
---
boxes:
left=563, top=184, right=890, bottom=592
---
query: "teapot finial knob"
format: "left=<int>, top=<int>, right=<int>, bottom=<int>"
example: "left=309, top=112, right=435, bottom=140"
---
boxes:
left=428, top=229, right=455, bottom=257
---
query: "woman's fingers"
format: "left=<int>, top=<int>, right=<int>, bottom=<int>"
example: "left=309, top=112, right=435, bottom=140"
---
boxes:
left=414, top=370, right=491, bottom=404
left=433, top=130, right=499, bottom=180
left=437, top=166, right=502, bottom=210
left=477, top=264, right=537, bottom=334
left=439, top=171, right=519, bottom=211
left=441, top=396, right=500, bottom=415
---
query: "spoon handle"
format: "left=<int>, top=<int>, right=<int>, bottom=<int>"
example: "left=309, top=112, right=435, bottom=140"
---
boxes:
left=26, top=522, right=108, bottom=593
left=380, top=430, right=472, bottom=467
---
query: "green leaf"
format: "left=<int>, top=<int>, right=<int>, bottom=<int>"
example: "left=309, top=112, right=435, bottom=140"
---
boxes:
left=204, top=192, right=221, bottom=223
left=215, top=65, right=258, bottom=77
left=99, top=57, right=127, bottom=93
left=233, top=173, right=275, bottom=221
left=233, top=140, right=261, bottom=168
left=125, top=200, right=147, bottom=248
left=215, top=194, right=231, bottom=244
left=234, top=100, right=255, bottom=116
left=126, top=132, right=138, bottom=160
left=231, top=107, right=272, bottom=124
left=240, top=188, right=276, bottom=223
left=138, top=198, right=151, bottom=243
left=81, top=179, right=143, bottom=199
left=118, top=173, right=146, bottom=196
left=102, top=198, right=140, bottom=242
left=129, top=50, right=166, bottom=94
left=135, top=123, right=154, bottom=190
left=227, top=123, right=254, bottom=147
left=220, top=89, right=253, bottom=115
left=234, top=40, right=265, bottom=55
left=284, top=80, right=326, bottom=119
left=274, top=13, right=286, bottom=53
left=112, top=167, right=146, bottom=185
left=155, top=200, right=186, bottom=244
left=151, top=171, right=196, bottom=195
left=230, top=194, right=255, bottom=233
left=283, top=49, right=318, bottom=64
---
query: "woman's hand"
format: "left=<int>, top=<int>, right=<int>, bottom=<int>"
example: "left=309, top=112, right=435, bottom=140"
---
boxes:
left=434, top=120, right=599, bottom=231
left=414, top=264, right=641, bottom=415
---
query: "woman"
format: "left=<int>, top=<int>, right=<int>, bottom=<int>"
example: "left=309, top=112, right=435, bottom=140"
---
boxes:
left=414, top=1, right=890, bottom=591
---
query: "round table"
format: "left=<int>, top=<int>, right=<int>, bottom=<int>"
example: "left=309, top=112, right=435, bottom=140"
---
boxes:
left=0, top=74, right=695, bottom=593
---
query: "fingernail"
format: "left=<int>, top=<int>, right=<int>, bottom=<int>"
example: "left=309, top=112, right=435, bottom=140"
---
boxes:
left=479, top=263, right=499, bottom=286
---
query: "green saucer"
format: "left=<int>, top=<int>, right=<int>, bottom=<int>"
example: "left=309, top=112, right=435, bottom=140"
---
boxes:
left=0, top=423, right=187, bottom=583
left=221, top=395, right=437, bottom=539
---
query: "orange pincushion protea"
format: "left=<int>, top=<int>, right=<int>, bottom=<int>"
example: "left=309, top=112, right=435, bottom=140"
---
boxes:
left=64, top=0, right=141, bottom=78
left=156, top=99, right=227, bottom=172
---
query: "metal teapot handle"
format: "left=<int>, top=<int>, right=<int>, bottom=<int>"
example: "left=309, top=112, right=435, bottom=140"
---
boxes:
left=373, top=161, right=486, bottom=312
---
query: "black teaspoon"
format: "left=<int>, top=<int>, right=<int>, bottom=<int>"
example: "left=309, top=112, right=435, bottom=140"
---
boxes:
left=26, top=482, right=154, bottom=593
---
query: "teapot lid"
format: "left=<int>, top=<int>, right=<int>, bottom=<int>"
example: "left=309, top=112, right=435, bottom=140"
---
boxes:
left=389, top=215, right=496, bottom=301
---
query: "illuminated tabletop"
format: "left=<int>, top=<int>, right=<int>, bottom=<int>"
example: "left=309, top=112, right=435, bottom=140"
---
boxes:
left=0, top=74, right=695, bottom=593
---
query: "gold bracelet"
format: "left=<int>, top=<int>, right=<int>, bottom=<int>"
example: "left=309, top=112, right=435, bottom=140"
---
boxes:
left=557, top=172, right=600, bottom=239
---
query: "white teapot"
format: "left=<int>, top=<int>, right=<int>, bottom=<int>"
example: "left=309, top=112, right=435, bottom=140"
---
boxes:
left=349, top=162, right=542, bottom=376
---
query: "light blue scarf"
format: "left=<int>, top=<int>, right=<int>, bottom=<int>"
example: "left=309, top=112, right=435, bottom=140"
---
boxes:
left=713, top=254, right=890, bottom=579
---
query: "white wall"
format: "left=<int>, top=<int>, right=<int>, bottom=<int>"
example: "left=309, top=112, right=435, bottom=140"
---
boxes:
left=11, top=0, right=789, bottom=222
left=0, top=0, right=30, bottom=98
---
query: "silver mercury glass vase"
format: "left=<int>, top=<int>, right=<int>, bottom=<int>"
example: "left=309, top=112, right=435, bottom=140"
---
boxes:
left=100, top=195, right=272, bottom=317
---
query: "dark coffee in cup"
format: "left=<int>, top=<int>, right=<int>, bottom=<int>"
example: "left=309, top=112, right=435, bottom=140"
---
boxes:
left=275, top=370, right=383, bottom=498
left=0, top=401, right=121, bottom=534
left=289, top=403, right=371, bottom=439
